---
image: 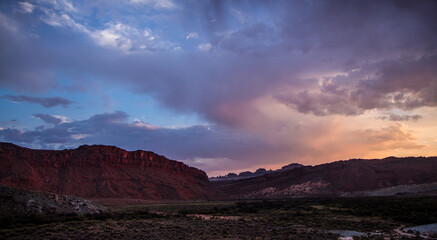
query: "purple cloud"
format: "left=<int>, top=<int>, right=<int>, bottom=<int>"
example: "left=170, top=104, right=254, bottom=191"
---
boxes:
left=0, top=110, right=426, bottom=175
left=33, top=114, right=66, bottom=125
left=3, top=95, right=73, bottom=108
left=377, top=114, right=422, bottom=122
left=0, top=1, right=436, bottom=174
left=276, top=56, right=437, bottom=116
left=0, top=1, right=435, bottom=123
left=0, top=111, right=266, bottom=170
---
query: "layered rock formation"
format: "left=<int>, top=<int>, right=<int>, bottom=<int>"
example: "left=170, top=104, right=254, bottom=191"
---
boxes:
left=217, top=157, right=437, bottom=198
left=0, top=142, right=216, bottom=200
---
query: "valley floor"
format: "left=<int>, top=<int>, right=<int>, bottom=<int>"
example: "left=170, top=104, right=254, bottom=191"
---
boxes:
left=1, top=196, right=436, bottom=240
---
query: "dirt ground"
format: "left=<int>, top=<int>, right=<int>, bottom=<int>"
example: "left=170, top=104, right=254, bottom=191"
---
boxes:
left=1, top=196, right=436, bottom=240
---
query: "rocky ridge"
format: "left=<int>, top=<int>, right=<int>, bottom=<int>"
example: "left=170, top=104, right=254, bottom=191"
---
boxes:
left=216, top=157, right=437, bottom=198
left=0, top=142, right=216, bottom=200
left=210, top=163, right=304, bottom=182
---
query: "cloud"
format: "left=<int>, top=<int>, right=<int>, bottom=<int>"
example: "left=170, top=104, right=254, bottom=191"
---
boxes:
left=214, top=23, right=279, bottom=55
left=13, top=1, right=173, bottom=53
left=0, top=12, right=17, bottom=33
left=1, top=109, right=428, bottom=175
left=358, top=123, right=425, bottom=151
left=33, top=114, right=71, bottom=125
left=18, top=2, right=35, bottom=13
left=40, top=10, right=87, bottom=32
left=186, top=32, right=199, bottom=39
left=377, top=113, right=422, bottom=122
left=40, top=0, right=78, bottom=13
left=90, top=23, right=135, bottom=51
left=129, top=0, right=176, bottom=9
left=0, top=12, right=58, bottom=92
left=2, top=0, right=435, bottom=115
left=0, top=111, right=265, bottom=170
left=1, top=1, right=437, bottom=174
left=197, top=42, right=211, bottom=51
left=2, top=95, right=73, bottom=108
left=354, top=56, right=437, bottom=111
left=276, top=55, right=437, bottom=116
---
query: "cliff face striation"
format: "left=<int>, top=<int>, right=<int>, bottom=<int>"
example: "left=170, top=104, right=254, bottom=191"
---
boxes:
left=216, top=157, right=437, bottom=199
left=0, top=142, right=216, bottom=200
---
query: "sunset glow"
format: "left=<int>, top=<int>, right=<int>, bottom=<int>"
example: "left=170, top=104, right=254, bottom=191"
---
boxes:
left=1, top=0, right=436, bottom=176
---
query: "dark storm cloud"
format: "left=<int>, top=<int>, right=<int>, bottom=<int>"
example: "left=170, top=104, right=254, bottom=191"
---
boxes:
left=33, top=114, right=63, bottom=125
left=1, top=0, right=436, bottom=122
left=0, top=111, right=265, bottom=163
left=118, top=0, right=437, bottom=121
left=0, top=13, right=57, bottom=92
left=354, top=56, right=437, bottom=111
left=2, top=95, right=73, bottom=108
left=277, top=55, right=437, bottom=116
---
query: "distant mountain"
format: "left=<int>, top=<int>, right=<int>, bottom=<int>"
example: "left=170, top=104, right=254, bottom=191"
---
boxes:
left=216, top=157, right=437, bottom=198
left=0, top=142, right=217, bottom=200
left=209, top=163, right=304, bottom=182
left=280, top=163, right=306, bottom=171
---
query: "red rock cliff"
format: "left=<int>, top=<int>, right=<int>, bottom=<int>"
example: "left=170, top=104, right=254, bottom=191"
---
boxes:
left=0, top=142, right=216, bottom=200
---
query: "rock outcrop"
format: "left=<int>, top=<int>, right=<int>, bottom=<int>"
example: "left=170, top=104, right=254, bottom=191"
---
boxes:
left=216, top=157, right=437, bottom=198
left=209, top=163, right=304, bottom=182
left=0, top=142, right=216, bottom=200
left=0, top=184, right=106, bottom=216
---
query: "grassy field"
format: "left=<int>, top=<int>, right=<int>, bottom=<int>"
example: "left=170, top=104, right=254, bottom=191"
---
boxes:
left=0, top=196, right=436, bottom=239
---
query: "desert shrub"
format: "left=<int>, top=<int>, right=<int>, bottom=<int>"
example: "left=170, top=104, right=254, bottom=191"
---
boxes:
left=338, top=196, right=437, bottom=225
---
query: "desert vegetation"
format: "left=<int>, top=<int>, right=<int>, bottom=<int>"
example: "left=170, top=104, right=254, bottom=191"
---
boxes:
left=0, top=196, right=436, bottom=239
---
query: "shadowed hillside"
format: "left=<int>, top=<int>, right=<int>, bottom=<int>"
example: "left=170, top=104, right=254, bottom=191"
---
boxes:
left=216, top=157, right=437, bottom=199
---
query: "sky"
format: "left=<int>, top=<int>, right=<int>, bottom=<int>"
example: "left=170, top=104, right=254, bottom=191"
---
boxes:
left=0, top=0, right=436, bottom=177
